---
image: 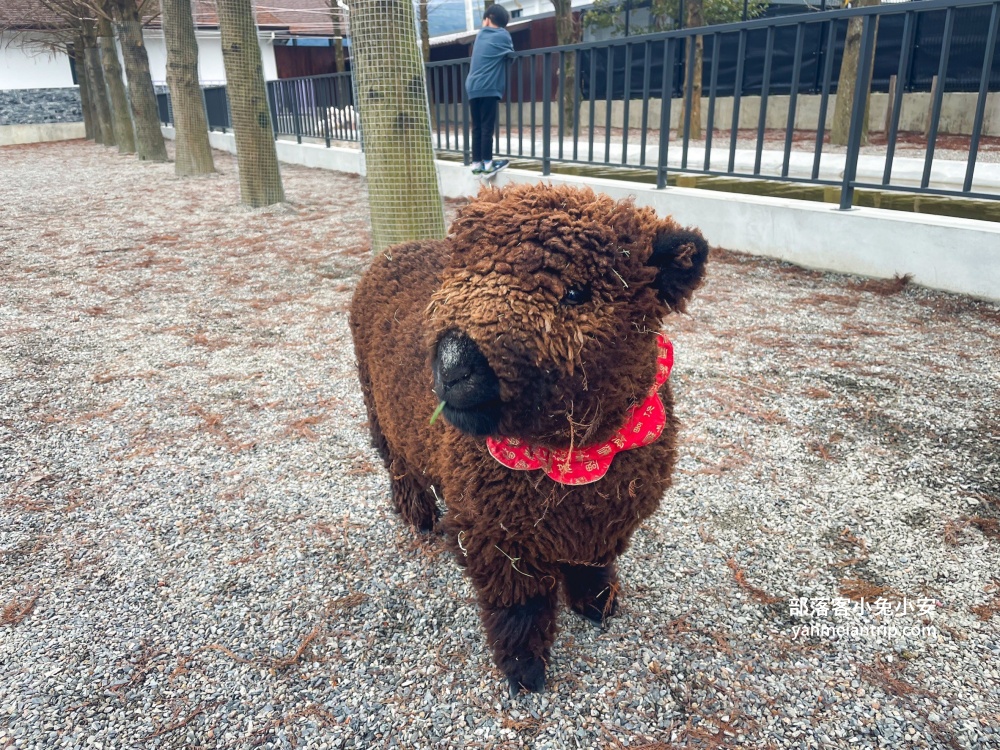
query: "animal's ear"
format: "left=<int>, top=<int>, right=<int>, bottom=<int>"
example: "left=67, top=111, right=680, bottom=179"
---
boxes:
left=648, top=220, right=709, bottom=313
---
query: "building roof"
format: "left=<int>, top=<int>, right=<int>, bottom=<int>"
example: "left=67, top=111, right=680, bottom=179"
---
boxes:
left=0, top=0, right=67, bottom=30
left=176, top=0, right=338, bottom=36
left=0, top=0, right=338, bottom=37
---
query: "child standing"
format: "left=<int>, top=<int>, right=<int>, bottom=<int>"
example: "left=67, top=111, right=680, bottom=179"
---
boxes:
left=465, top=4, right=515, bottom=176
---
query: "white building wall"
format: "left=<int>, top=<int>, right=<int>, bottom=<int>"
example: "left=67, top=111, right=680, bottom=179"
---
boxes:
left=142, top=31, right=279, bottom=86
left=498, top=0, right=591, bottom=19
left=0, top=33, right=75, bottom=90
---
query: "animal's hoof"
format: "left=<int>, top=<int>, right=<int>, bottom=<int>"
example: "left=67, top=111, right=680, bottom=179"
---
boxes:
left=504, top=656, right=546, bottom=695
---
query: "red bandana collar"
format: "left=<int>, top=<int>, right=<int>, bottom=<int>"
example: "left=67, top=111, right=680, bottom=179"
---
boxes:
left=486, top=335, right=673, bottom=486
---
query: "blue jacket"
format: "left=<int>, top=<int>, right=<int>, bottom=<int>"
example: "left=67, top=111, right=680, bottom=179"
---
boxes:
left=465, top=26, right=515, bottom=100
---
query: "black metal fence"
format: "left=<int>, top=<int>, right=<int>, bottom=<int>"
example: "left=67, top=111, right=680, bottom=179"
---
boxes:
left=581, top=3, right=1000, bottom=100
left=156, top=85, right=231, bottom=132
left=267, top=72, right=357, bottom=146
left=157, top=0, right=999, bottom=209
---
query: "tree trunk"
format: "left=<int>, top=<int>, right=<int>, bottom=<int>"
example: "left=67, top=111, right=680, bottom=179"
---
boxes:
left=419, top=0, right=430, bottom=63
left=161, top=0, right=215, bottom=175
left=74, top=35, right=96, bottom=141
left=114, top=0, right=168, bottom=161
left=216, top=0, right=285, bottom=207
left=831, top=0, right=880, bottom=146
left=98, top=13, right=136, bottom=154
left=334, top=37, right=345, bottom=72
left=679, top=0, right=703, bottom=140
left=83, top=21, right=115, bottom=146
left=350, top=0, right=446, bottom=253
left=552, top=0, right=579, bottom=137
left=327, top=3, right=346, bottom=72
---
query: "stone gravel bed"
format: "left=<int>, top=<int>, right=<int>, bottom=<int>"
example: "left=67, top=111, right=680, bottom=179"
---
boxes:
left=1, top=140, right=998, bottom=749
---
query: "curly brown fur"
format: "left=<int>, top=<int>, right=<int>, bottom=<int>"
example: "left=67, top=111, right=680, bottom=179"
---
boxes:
left=563, top=562, right=620, bottom=624
left=349, top=184, right=708, bottom=692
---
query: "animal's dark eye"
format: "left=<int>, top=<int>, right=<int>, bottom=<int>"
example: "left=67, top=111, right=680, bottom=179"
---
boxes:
left=561, top=285, right=592, bottom=306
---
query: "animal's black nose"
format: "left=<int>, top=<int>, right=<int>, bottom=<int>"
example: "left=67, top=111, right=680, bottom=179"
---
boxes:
left=432, top=330, right=501, bottom=435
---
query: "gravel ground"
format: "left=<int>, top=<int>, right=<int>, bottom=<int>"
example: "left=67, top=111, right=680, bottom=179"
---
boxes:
left=2, top=140, right=999, bottom=750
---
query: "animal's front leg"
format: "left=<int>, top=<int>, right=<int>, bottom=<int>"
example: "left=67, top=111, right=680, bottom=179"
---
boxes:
left=481, top=591, right=558, bottom=695
left=451, top=528, right=560, bottom=694
left=562, top=561, right=620, bottom=625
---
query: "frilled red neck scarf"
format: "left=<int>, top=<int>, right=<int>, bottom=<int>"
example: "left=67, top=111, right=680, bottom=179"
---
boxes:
left=486, top=335, right=673, bottom=486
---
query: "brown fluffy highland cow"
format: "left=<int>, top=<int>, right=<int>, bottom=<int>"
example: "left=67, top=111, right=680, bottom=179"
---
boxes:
left=349, top=183, right=708, bottom=694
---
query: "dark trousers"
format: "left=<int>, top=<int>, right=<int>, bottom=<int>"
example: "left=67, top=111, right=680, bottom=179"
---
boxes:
left=469, top=96, right=499, bottom=163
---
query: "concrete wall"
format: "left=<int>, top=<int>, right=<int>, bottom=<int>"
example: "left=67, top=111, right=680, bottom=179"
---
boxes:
left=0, top=32, right=75, bottom=90
left=0, top=121, right=85, bottom=146
left=498, top=91, right=1000, bottom=138
left=162, top=125, right=1000, bottom=302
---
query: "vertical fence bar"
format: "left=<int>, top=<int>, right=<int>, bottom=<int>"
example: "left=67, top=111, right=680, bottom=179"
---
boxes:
left=343, top=76, right=351, bottom=141
left=444, top=67, right=451, bottom=148
left=588, top=49, right=597, bottom=162
left=462, top=61, right=471, bottom=165
left=728, top=29, right=746, bottom=173
left=433, top=68, right=442, bottom=149
left=331, top=76, right=344, bottom=141
left=754, top=25, right=775, bottom=176
left=437, top=66, right=448, bottom=148
left=840, top=15, right=877, bottom=209
left=883, top=11, right=917, bottom=185
left=965, top=2, right=999, bottom=192
left=302, top=80, right=311, bottom=138
left=657, top=38, right=675, bottom=189
left=681, top=33, right=694, bottom=170
left=640, top=40, right=652, bottom=167
left=543, top=52, right=552, bottom=175
left=437, top=67, right=448, bottom=151
left=296, top=81, right=304, bottom=138
left=328, top=77, right=337, bottom=140
left=558, top=51, right=566, bottom=161
left=573, top=49, right=581, bottom=161
left=322, top=79, right=331, bottom=147
left=453, top=64, right=462, bottom=152
left=622, top=42, right=633, bottom=165
left=922, top=7, right=955, bottom=189
left=704, top=32, right=720, bottom=171
left=505, top=67, right=512, bottom=156
left=445, top=66, right=452, bottom=150
left=443, top=66, right=452, bottom=151
left=530, top=55, right=537, bottom=158
left=504, top=58, right=524, bottom=154
left=495, top=74, right=502, bottom=159
left=313, top=80, right=321, bottom=138
left=291, top=81, right=302, bottom=144
left=604, top=46, right=614, bottom=163
left=310, top=79, right=319, bottom=138
left=781, top=24, right=805, bottom=178
left=327, top=78, right=336, bottom=144
left=267, top=84, right=277, bottom=137
left=341, top=76, right=351, bottom=141
left=518, top=57, right=525, bottom=156
left=812, top=19, right=837, bottom=180
left=308, top=81, right=316, bottom=138
left=309, top=81, right=317, bottom=138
